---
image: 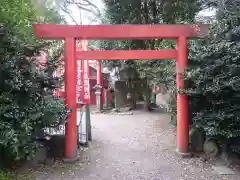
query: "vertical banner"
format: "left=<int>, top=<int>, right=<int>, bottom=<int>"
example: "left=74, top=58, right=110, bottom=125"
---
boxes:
left=83, top=60, right=90, bottom=104
left=76, top=59, right=82, bottom=103
left=78, top=40, right=90, bottom=146
left=81, top=40, right=90, bottom=104
left=76, top=40, right=89, bottom=104
left=76, top=42, right=82, bottom=103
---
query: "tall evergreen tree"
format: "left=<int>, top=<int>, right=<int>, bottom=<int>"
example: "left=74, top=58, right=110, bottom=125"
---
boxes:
left=186, top=0, right=240, bottom=142
left=100, top=0, right=202, bottom=87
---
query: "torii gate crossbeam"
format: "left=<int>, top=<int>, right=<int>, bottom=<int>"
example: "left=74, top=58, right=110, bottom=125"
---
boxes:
left=34, top=24, right=208, bottom=161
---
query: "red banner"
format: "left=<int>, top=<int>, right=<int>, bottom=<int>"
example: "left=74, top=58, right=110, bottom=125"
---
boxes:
left=76, top=40, right=90, bottom=104
left=82, top=59, right=90, bottom=104
left=76, top=42, right=82, bottom=102
left=82, top=40, right=90, bottom=104
left=76, top=59, right=82, bottom=102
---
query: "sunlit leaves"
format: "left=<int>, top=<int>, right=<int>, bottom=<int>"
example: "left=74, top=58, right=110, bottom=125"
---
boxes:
left=0, top=0, right=65, bottom=45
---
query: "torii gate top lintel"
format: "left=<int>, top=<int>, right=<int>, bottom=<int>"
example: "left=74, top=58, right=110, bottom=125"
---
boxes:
left=34, top=24, right=208, bottom=40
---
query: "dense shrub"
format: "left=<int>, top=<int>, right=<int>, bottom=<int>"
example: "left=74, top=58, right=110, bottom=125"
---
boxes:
left=185, top=1, right=240, bottom=143
left=0, top=27, right=66, bottom=168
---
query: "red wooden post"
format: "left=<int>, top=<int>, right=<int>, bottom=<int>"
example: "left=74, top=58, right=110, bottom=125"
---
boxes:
left=176, top=36, right=189, bottom=155
left=64, top=38, right=77, bottom=160
left=76, top=50, right=177, bottom=60
left=95, top=60, right=103, bottom=111
left=97, top=61, right=102, bottom=85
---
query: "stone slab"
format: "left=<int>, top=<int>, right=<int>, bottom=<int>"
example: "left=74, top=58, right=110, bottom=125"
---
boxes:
left=212, top=165, right=235, bottom=175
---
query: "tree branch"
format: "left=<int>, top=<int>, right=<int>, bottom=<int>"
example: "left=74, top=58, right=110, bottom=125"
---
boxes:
left=59, top=2, right=79, bottom=24
left=65, top=0, right=102, bottom=18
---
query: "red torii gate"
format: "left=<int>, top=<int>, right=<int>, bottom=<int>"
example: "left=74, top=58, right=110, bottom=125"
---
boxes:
left=34, top=24, right=207, bottom=161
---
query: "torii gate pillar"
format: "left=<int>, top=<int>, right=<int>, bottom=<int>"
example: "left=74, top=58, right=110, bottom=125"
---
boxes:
left=64, top=38, right=78, bottom=160
left=176, top=36, right=189, bottom=154
left=95, top=61, right=103, bottom=112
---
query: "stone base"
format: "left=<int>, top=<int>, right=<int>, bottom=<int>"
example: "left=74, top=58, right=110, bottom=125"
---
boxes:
left=175, top=148, right=193, bottom=158
left=63, top=156, right=79, bottom=164
left=79, top=142, right=89, bottom=147
left=88, top=127, right=92, bottom=141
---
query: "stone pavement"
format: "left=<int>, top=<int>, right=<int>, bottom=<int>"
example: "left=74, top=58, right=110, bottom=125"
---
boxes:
left=34, top=110, right=239, bottom=180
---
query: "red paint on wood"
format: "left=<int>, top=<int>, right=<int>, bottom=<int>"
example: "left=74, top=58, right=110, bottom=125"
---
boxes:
left=64, top=38, right=77, bottom=159
left=33, top=23, right=205, bottom=158
left=176, top=36, right=189, bottom=154
left=97, top=61, right=102, bottom=84
left=76, top=50, right=177, bottom=60
left=34, top=24, right=206, bottom=40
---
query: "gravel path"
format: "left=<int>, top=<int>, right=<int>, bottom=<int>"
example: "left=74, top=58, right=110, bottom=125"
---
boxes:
left=34, top=110, right=239, bottom=180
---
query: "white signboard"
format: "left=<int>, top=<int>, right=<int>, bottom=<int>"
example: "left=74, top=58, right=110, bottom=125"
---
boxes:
left=77, top=109, right=87, bottom=144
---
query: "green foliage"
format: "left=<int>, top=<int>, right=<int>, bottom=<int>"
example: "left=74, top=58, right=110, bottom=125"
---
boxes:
left=0, top=27, right=66, bottom=168
left=98, top=0, right=202, bottom=89
left=0, top=0, right=65, bottom=45
left=0, top=0, right=35, bottom=38
left=0, top=0, right=66, bottom=169
left=185, top=0, right=240, bottom=142
left=103, top=0, right=201, bottom=24
left=0, top=171, right=13, bottom=180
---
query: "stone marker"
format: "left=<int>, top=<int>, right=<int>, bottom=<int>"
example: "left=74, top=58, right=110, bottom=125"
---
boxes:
left=156, top=92, right=171, bottom=111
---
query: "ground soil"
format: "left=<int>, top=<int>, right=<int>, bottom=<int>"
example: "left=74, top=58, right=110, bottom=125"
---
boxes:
left=18, top=110, right=240, bottom=180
